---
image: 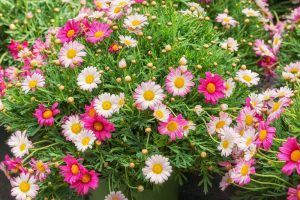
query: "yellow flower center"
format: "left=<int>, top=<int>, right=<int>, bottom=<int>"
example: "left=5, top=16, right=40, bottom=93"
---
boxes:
left=82, top=137, right=90, bottom=146
left=42, top=110, right=53, bottom=119
left=245, top=115, right=253, bottom=126
left=291, top=67, right=299, bottom=74
left=118, top=98, right=125, bottom=107
left=71, top=164, right=79, bottom=174
left=93, top=122, right=103, bottom=131
left=152, top=163, right=163, bottom=174
left=102, top=101, right=112, bottom=110
left=19, top=143, right=26, bottom=151
left=143, top=90, right=155, bottom=101
left=71, top=123, right=82, bottom=134
left=240, top=165, right=249, bottom=176
left=112, top=198, right=120, bottom=200
left=132, top=20, right=141, bottom=26
left=272, top=102, right=281, bottom=112
left=297, top=190, right=300, bottom=200
left=225, top=83, right=230, bottom=91
left=95, top=1, right=102, bottom=8
left=243, top=75, right=252, bottom=82
left=66, top=49, right=77, bottom=59
left=291, top=150, right=300, bottom=162
left=28, top=80, right=37, bottom=89
left=19, top=181, right=30, bottom=193
left=222, top=140, right=229, bottom=149
left=246, top=137, right=253, bottom=146
left=114, top=7, right=122, bottom=13
left=223, top=17, right=230, bottom=23
left=174, top=77, right=185, bottom=88
left=206, top=83, right=216, bottom=94
left=154, top=110, right=164, bottom=120
left=82, top=174, right=91, bottom=183
left=94, top=31, right=104, bottom=38
left=88, top=108, right=96, bottom=118
left=259, top=130, right=267, bottom=141
left=124, top=39, right=132, bottom=46
left=36, top=161, right=46, bottom=173
left=239, top=129, right=245, bottom=136
left=166, top=121, right=178, bottom=132
left=85, top=75, right=95, bottom=84
left=216, top=121, right=225, bottom=129
left=67, top=29, right=75, bottom=38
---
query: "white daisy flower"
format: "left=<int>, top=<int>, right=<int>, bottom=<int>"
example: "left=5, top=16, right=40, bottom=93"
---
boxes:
left=217, top=126, right=238, bottom=157
left=183, top=121, right=196, bottom=137
left=142, top=154, right=172, bottom=184
left=186, top=2, right=206, bottom=17
left=277, top=86, right=294, bottom=98
left=111, top=0, right=132, bottom=7
left=115, top=93, right=126, bottom=111
left=249, top=93, right=264, bottom=114
left=58, top=40, right=86, bottom=68
left=77, top=66, right=101, bottom=92
left=21, top=73, right=45, bottom=94
left=133, top=81, right=165, bottom=110
left=220, top=38, right=239, bottom=52
left=242, top=8, right=260, bottom=17
left=224, top=78, right=235, bottom=97
left=11, top=173, right=39, bottom=200
left=220, top=170, right=233, bottom=191
left=236, top=69, right=260, bottom=87
left=237, top=128, right=256, bottom=151
left=119, top=35, right=138, bottom=47
left=74, top=129, right=96, bottom=152
left=243, top=144, right=257, bottom=161
left=17, top=48, right=32, bottom=60
left=261, top=88, right=277, bottom=101
left=153, top=104, right=171, bottom=122
left=95, top=93, right=118, bottom=118
left=62, top=115, right=84, bottom=142
left=104, top=191, right=128, bottom=200
left=124, top=13, right=148, bottom=32
left=94, top=0, right=109, bottom=11
left=107, top=6, right=125, bottom=20
left=7, top=130, right=33, bottom=158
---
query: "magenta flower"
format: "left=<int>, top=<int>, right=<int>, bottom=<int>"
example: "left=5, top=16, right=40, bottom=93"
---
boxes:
left=278, top=137, right=300, bottom=175
left=254, top=121, right=276, bottom=150
left=59, top=155, right=86, bottom=184
left=232, top=159, right=255, bottom=186
left=82, top=114, right=115, bottom=141
left=158, top=114, right=188, bottom=141
left=70, top=170, right=99, bottom=195
left=287, top=184, right=300, bottom=200
left=8, top=40, right=28, bottom=60
left=3, top=154, right=26, bottom=174
left=33, top=102, right=60, bottom=126
left=30, top=159, right=51, bottom=182
left=198, top=72, right=225, bottom=104
left=57, top=20, right=81, bottom=43
left=86, top=21, right=113, bottom=44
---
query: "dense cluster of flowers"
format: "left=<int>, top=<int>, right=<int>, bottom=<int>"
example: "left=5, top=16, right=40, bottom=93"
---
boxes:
left=0, top=0, right=300, bottom=199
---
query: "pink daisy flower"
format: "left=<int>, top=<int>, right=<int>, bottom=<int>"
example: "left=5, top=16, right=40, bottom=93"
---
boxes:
left=158, top=114, right=188, bottom=141
left=267, top=97, right=291, bottom=122
left=33, top=102, right=60, bottom=126
left=165, top=68, right=194, bottom=96
left=8, top=40, right=28, bottom=60
left=277, top=137, right=300, bottom=175
left=3, top=154, right=26, bottom=173
left=287, top=184, right=300, bottom=200
left=236, top=107, right=257, bottom=128
left=29, top=159, right=51, bottom=181
left=82, top=114, right=115, bottom=141
left=232, top=159, right=255, bottom=186
left=198, top=72, right=225, bottom=104
left=207, top=112, right=232, bottom=135
left=216, top=13, right=238, bottom=27
left=70, top=170, right=99, bottom=195
left=58, top=40, right=86, bottom=68
left=254, top=121, right=276, bottom=150
left=59, top=155, right=85, bottom=184
left=86, top=21, right=113, bottom=44
left=57, top=20, right=81, bottom=43
left=81, top=101, right=97, bottom=119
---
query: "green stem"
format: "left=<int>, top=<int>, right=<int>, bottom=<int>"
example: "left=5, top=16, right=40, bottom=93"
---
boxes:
left=253, top=173, right=293, bottom=187
left=251, top=178, right=287, bottom=188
